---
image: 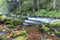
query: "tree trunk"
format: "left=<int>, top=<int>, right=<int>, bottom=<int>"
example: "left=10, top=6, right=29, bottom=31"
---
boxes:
left=31, top=0, right=35, bottom=13
left=19, top=0, right=22, bottom=14
left=37, top=0, right=40, bottom=10
left=53, top=0, right=56, bottom=9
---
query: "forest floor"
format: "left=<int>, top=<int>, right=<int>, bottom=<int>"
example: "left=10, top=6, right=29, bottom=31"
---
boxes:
left=0, top=23, right=26, bottom=40
left=0, top=23, right=60, bottom=40
left=25, top=25, right=60, bottom=40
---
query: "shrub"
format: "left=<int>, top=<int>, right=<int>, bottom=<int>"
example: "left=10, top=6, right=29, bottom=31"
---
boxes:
left=36, top=9, right=47, bottom=16
left=5, top=18, right=11, bottom=22
left=14, top=36, right=26, bottom=40
left=19, top=30, right=26, bottom=36
left=49, top=20, right=60, bottom=28
left=55, top=31, right=60, bottom=35
left=13, top=19, right=22, bottom=26
left=40, top=26, right=50, bottom=32
left=5, top=18, right=13, bottom=25
left=0, top=35, right=8, bottom=40
left=0, top=16, right=6, bottom=22
left=41, top=22, right=48, bottom=26
left=55, top=31, right=60, bottom=37
left=12, top=32, right=18, bottom=38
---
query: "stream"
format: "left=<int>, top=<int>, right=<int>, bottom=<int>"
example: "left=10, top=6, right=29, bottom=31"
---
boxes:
left=0, top=31, right=4, bottom=35
left=23, top=16, right=60, bottom=26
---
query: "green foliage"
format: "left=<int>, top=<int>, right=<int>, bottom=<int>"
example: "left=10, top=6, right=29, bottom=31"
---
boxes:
left=35, top=9, right=47, bottom=16
left=5, top=18, right=11, bottom=23
left=1, top=37, right=8, bottom=40
left=41, top=22, right=48, bottom=26
left=13, top=19, right=22, bottom=26
left=12, top=30, right=26, bottom=38
left=0, top=35, right=2, bottom=40
left=35, top=9, right=60, bottom=18
left=12, top=32, right=17, bottom=38
left=49, top=20, right=60, bottom=28
left=5, top=18, right=14, bottom=25
left=40, top=26, right=50, bottom=32
left=0, top=35, right=8, bottom=40
left=14, top=36, right=26, bottom=40
left=0, top=16, right=22, bottom=27
left=55, top=31, right=60, bottom=36
left=19, top=30, right=26, bottom=35
left=0, top=16, right=6, bottom=22
left=6, top=24, right=14, bottom=28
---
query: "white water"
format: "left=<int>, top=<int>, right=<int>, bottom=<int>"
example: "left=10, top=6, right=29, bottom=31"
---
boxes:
left=23, top=16, right=60, bottom=25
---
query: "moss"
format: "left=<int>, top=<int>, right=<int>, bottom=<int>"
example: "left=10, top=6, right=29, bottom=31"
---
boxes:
left=40, top=26, right=50, bottom=32
left=19, top=30, right=26, bottom=36
left=49, top=20, right=60, bottom=28
left=2, top=37, right=8, bottom=40
left=0, top=35, right=8, bottom=40
left=0, top=16, right=6, bottom=22
left=13, top=19, right=22, bottom=26
left=12, top=32, right=18, bottom=38
left=14, top=36, right=26, bottom=40
left=6, top=24, right=14, bottom=28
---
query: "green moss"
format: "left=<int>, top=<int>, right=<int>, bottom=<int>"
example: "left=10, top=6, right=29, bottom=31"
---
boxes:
left=6, top=24, right=14, bottom=28
left=19, top=30, right=26, bottom=35
left=0, top=35, right=8, bottom=40
left=0, top=16, right=6, bottom=22
left=55, top=31, right=60, bottom=37
left=40, top=26, right=50, bottom=32
left=14, top=36, right=26, bottom=40
left=2, top=37, right=8, bottom=40
left=13, top=19, right=22, bottom=26
left=12, top=32, right=17, bottom=38
left=49, top=20, right=60, bottom=28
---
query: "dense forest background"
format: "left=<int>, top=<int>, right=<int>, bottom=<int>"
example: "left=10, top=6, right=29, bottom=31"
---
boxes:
left=1, top=0, right=60, bottom=18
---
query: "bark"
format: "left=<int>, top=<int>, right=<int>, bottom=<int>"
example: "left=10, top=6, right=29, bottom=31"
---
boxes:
left=37, top=0, right=40, bottom=10
left=31, top=0, right=35, bottom=13
left=53, top=0, right=56, bottom=9
left=19, top=0, right=22, bottom=14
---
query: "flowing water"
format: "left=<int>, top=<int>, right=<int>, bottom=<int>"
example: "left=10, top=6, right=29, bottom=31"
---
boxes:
left=23, top=16, right=60, bottom=25
left=0, top=31, right=4, bottom=35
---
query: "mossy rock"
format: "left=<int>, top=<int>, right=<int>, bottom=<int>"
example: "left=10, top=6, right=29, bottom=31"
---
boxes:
left=0, top=16, right=6, bottom=22
left=19, top=30, right=26, bottom=35
left=13, top=19, right=22, bottom=26
left=6, top=24, right=14, bottom=28
left=14, top=36, right=26, bottom=40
